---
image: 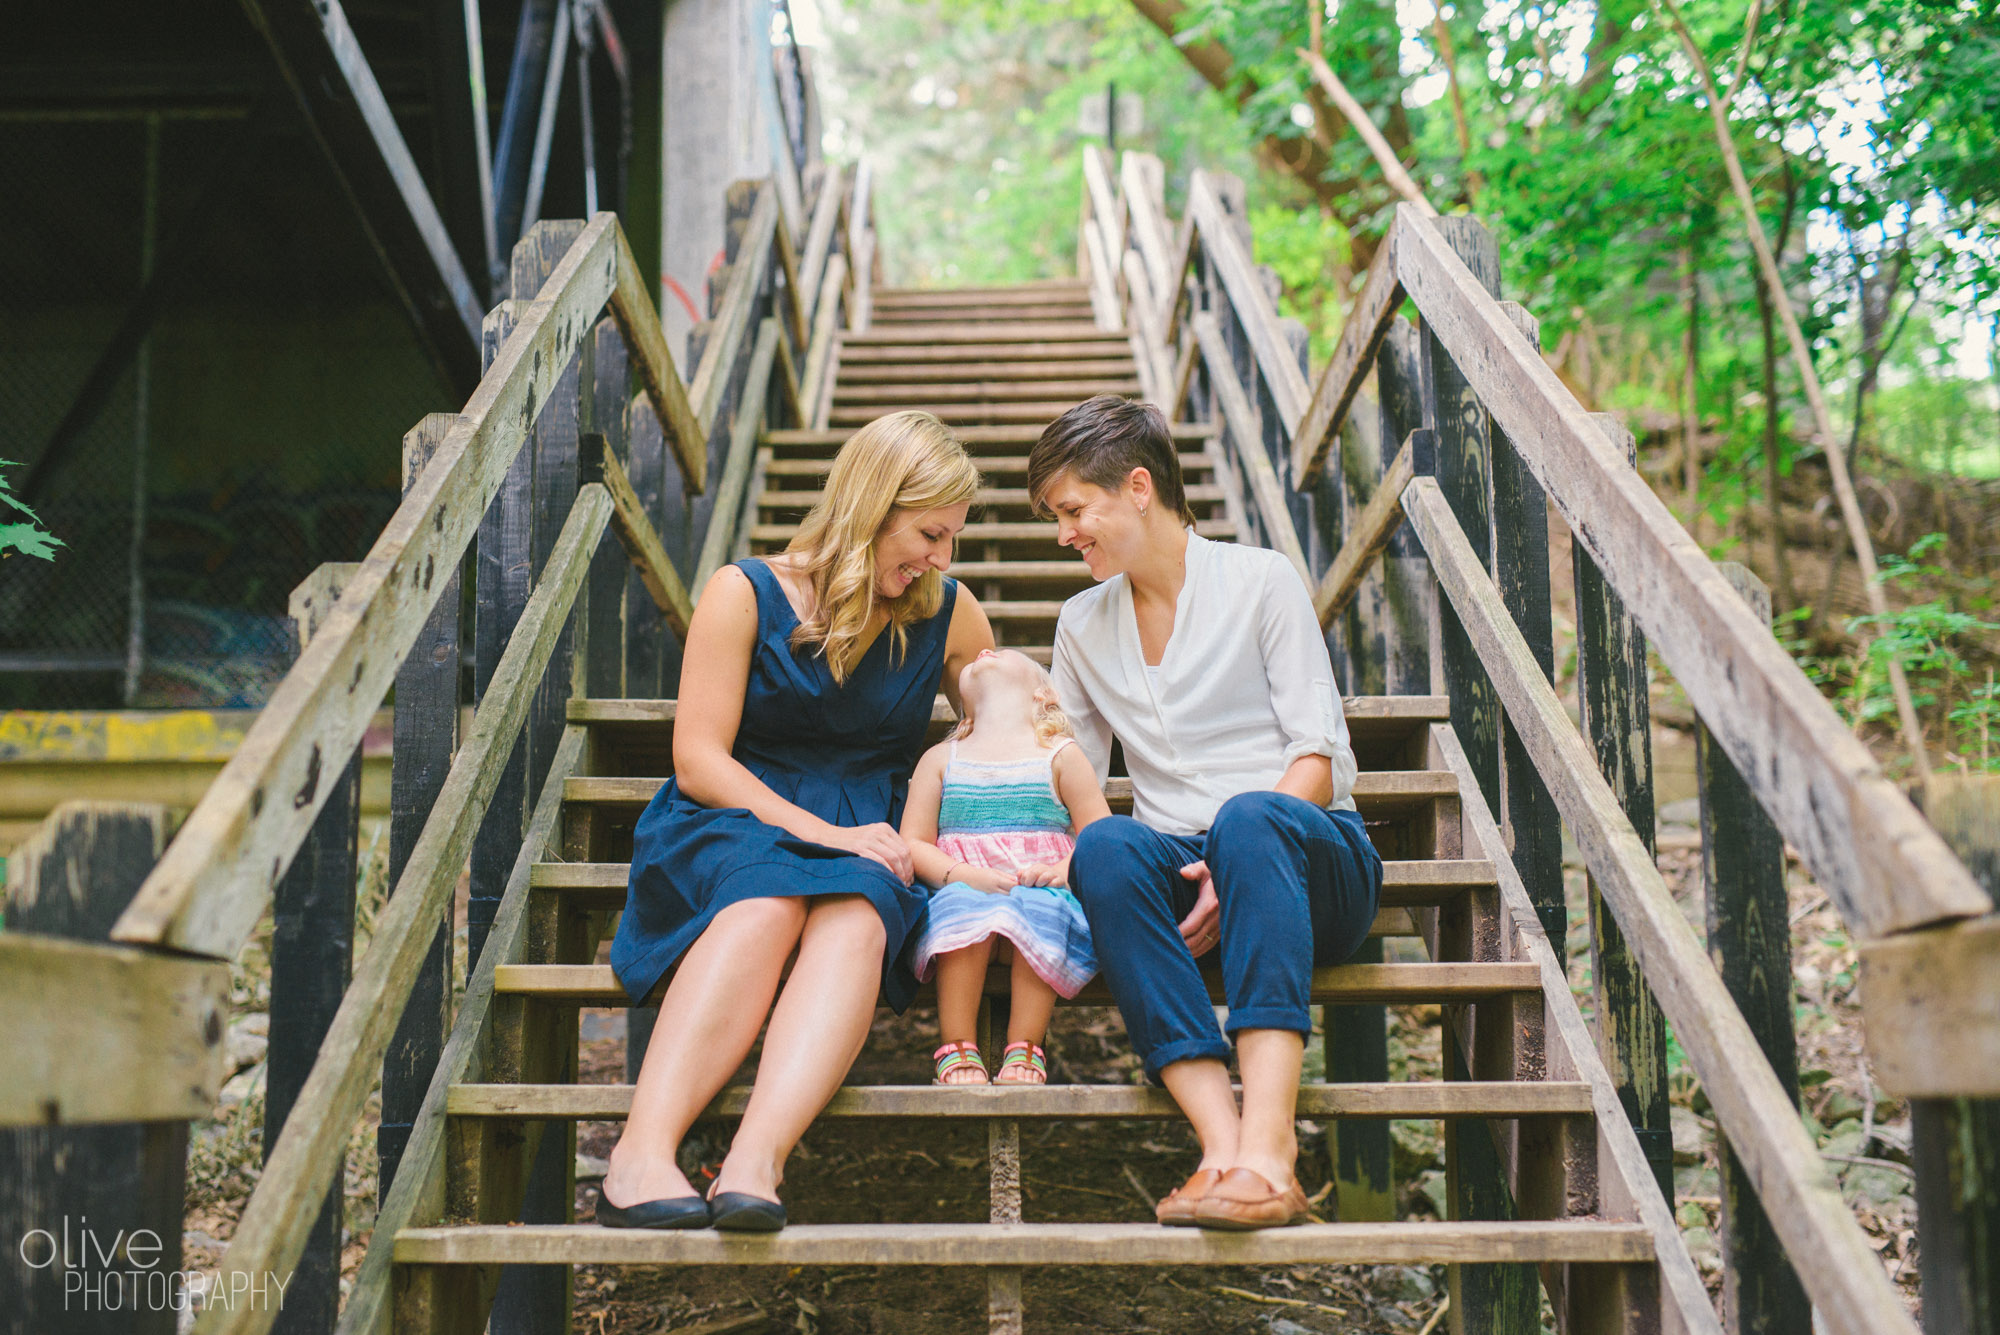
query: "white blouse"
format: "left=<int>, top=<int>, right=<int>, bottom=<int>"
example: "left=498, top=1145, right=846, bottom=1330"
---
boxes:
left=1050, top=532, right=1359, bottom=836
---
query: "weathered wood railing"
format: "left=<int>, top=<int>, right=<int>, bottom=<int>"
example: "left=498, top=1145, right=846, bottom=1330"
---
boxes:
left=1086, top=154, right=1997, bottom=1333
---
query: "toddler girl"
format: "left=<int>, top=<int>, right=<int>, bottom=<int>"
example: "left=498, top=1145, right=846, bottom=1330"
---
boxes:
left=902, top=648, right=1111, bottom=1084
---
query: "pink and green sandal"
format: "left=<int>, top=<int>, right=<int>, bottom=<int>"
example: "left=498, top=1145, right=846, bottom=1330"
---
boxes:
left=994, top=1041, right=1047, bottom=1085
left=933, top=1041, right=989, bottom=1085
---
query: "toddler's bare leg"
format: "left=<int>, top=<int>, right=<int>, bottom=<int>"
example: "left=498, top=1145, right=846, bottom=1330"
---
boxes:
left=934, top=937, right=996, bottom=1083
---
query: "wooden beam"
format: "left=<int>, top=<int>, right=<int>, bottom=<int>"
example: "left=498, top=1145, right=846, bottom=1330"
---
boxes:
left=1293, top=215, right=1402, bottom=488
left=1119, top=150, right=1175, bottom=306
left=607, top=220, right=705, bottom=492
left=334, top=727, right=584, bottom=1335
left=196, top=492, right=610, bottom=1335
left=798, top=254, right=848, bottom=420
left=1390, top=204, right=1988, bottom=941
left=1185, top=173, right=1311, bottom=434
left=580, top=436, right=693, bottom=637
left=1315, top=431, right=1421, bottom=628
left=1402, top=475, right=1920, bottom=1335
left=0, top=932, right=228, bottom=1124
left=237, top=0, right=483, bottom=390
left=111, top=215, right=626, bottom=960
left=1191, top=313, right=1310, bottom=585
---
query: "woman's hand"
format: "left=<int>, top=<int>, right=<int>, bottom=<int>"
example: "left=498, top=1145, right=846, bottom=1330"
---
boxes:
left=1178, top=859, right=1220, bottom=957
left=1016, top=859, right=1070, bottom=888
left=950, top=863, right=1017, bottom=895
left=817, top=822, right=914, bottom=884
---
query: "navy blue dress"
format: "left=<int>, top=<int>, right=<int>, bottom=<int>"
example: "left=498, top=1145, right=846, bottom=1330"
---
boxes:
left=610, top=558, right=956, bottom=1013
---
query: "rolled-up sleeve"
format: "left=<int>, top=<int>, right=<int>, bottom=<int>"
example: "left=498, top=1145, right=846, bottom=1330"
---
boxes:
left=1255, top=559, right=1358, bottom=807
left=1051, top=614, right=1113, bottom=787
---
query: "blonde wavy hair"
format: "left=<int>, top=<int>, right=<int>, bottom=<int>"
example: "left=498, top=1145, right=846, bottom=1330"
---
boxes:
left=785, top=410, right=981, bottom=683
left=950, top=665, right=1076, bottom=746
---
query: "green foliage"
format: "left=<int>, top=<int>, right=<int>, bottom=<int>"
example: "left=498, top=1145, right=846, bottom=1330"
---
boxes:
left=1250, top=201, right=1350, bottom=361
left=0, top=460, right=60, bottom=561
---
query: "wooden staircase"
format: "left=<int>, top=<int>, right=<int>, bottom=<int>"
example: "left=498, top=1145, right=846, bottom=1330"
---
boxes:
left=385, top=282, right=1689, bottom=1333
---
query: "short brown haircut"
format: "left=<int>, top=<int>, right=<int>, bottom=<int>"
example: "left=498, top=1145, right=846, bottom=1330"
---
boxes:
left=1027, top=394, right=1195, bottom=527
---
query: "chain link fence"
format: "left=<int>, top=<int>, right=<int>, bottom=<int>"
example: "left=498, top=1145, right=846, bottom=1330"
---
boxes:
left=0, top=114, right=448, bottom=710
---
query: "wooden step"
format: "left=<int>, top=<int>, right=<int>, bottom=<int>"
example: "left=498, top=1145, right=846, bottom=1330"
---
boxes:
left=531, top=857, right=1492, bottom=909
left=833, top=380, right=1143, bottom=405
left=763, top=425, right=1215, bottom=447
left=749, top=520, right=1237, bottom=545
left=563, top=769, right=1457, bottom=820
left=755, top=485, right=1226, bottom=513
left=835, top=359, right=1140, bottom=384
left=447, top=1080, right=1592, bottom=1121
left=394, top=1220, right=1653, bottom=1267
left=843, top=323, right=1116, bottom=345
left=875, top=281, right=1089, bottom=302
left=836, top=341, right=1144, bottom=365
left=826, top=401, right=1135, bottom=428
left=870, top=305, right=1099, bottom=324
left=762, top=452, right=1213, bottom=479
left=492, top=960, right=1542, bottom=1007
left=528, top=860, right=1421, bottom=937
left=565, top=695, right=1454, bottom=770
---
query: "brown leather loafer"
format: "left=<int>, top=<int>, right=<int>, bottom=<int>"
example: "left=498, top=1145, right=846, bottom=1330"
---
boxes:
left=1154, top=1167, right=1224, bottom=1227
left=1190, top=1167, right=1312, bottom=1231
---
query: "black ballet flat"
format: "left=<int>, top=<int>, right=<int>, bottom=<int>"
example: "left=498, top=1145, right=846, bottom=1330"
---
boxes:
left=596, top=1193, right=711, bottom=1229
left=708, top=1192, right=787, bottom=1232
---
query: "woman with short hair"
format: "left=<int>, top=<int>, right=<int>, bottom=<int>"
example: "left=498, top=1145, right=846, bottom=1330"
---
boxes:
left=601, top=410, right=995, bottom=1232
left=1030, top=394, right=1383, bottom=1231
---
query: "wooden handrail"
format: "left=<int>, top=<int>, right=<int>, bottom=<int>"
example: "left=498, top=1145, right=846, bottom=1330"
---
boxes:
left=799, top=252, right=849, bottom=427
left=798, top=162, right=845, bottom=322
left=1184, top=172, right=1310, bottom=437
left=332, top=726, right=586, bottom=1335
left=1390, top=203, right=1987, bottom=941
left=1192, top=313, right=1309, bottom=585
left=110, top=214, right=673, bottom=960
left=1402, top=475, right=1918, bottom=1335
left=608, top=222, right=707, bottom=489
left=687, top=183, right=780, bottom=432
left=193, top=485, right=614, bottom=1335
left=1119, top=152, right=1175, bottom=311
left=1292, top=215, right=1404, bottom=488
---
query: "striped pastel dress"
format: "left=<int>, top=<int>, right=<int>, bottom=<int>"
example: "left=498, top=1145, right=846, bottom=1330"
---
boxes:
left=912, top=738, right=1097, bottom=999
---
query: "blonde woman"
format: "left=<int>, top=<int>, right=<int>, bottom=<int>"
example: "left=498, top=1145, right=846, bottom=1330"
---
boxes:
left=901, top=648, right=1111, bottom=1087
left=602, top=411, right=994, bottom=1232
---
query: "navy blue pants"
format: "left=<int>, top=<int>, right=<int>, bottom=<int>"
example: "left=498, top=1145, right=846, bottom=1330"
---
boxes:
left=1069, top=791, right=1382, bottom=1081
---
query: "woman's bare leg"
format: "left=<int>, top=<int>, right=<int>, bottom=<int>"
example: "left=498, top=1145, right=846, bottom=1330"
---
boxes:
left=1159, top=1058, right=1242, bottom=1173
left=713, top=894, right=887, bottom=1199
left=933, top=937, right=994, bottom=1083
left=1233, top=1029, right=1304, bottom=1184
left=603, top=896, right=807, bottom=1206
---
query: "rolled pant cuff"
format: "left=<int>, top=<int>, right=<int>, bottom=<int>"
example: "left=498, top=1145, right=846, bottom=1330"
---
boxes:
left=1142, top=1036, right=1232, bottom=1084
left=1222, top=1005, right=1312, bottom=1038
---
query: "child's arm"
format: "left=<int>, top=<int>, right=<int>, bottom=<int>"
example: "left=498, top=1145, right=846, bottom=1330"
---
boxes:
left=1018, top=745, right=1113, bottom=888
left=900, top=747, right=1014, bottom=892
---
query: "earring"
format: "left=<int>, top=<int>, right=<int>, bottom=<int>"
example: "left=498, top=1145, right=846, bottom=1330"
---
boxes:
left=1139, top=503, right=1149, bottom=517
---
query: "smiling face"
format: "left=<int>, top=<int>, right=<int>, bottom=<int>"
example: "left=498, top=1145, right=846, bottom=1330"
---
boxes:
left=1039, top=467, right=1152, bottom=581
left=872, top=502, right=970, bottom=597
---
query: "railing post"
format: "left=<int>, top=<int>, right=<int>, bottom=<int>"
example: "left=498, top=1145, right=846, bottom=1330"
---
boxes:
left=379, top=417, right=462, bottom=1206
left=492, top=218, right=589, bottom=1335
left=0, top=802, right=183, bottom=1335
left=1699, top=563, right=1811, bottom=1335
left=1577, top=411, right=1673, bottom=1203
left=1490, top=304, right=1564, bottom=955
left=1418, top=215, right=1539, bottom=1335
left=1359, top=316, right=1434, bottom=697
left=268, top=561, right=366, bottom=1335
left=1911, top=775, right=2000, bottom=1335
